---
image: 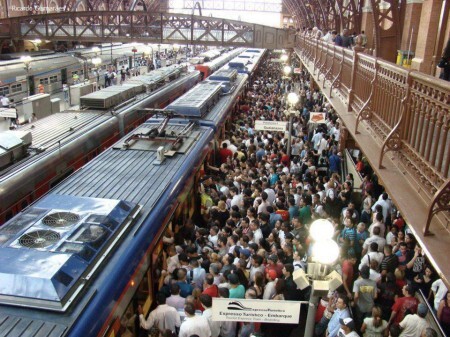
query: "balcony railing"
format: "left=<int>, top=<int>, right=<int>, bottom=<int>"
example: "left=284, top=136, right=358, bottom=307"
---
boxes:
left=296, top=36, right=449, bottom=208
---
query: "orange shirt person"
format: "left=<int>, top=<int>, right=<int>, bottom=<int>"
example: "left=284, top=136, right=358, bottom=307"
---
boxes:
left=38, top=83, right=44, bottom=94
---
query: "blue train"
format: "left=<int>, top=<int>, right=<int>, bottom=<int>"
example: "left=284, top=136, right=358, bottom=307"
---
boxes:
left=0, top=48, right=266, bottom=337
left=0, top=47, right=246, bottom=224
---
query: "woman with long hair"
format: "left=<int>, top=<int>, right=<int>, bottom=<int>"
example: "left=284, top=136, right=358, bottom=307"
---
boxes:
left=361, top=306, right=387, bottom=337
left=437, top=291, right=450, bottom=336
left=253, top=271, right=265, bottom=299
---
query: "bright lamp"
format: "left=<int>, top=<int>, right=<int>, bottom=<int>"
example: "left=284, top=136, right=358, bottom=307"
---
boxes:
left=283, top=65, right=292, bottom=75
left=287, top=92, right=299, bottom=105
left=312, top=239, right=339, bottom=265
left=310, top=219, right=334, bottom=241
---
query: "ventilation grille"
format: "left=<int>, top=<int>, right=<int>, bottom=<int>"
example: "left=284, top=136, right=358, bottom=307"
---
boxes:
left=69, top=224, right=107, bottom=243
left=42, top=212, right=81, bottom=228
left=18, top=230, right=61, bottom=249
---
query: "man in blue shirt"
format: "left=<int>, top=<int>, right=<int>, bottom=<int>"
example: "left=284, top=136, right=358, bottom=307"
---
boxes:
left=176, top=268, right=194, bottom=298
left=328, top=150, right=341, bottom=174
left=327, top=294, right=351, bottom=337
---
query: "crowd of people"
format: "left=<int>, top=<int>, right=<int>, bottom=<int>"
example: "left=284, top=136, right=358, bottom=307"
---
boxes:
left=133, top=51, right=448, bottom=337
left=301, top=27, right=367, bottom=49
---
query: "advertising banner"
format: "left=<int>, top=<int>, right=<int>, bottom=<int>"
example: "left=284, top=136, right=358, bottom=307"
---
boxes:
left=309, top=112, right=326, bottom=124
left=254, top=120, right=287, bottom=132
left=212, top=298, right=304, bottom=324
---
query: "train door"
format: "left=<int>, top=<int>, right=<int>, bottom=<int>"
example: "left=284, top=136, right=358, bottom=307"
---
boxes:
left=28, top=75, right=35, bottom=96
left=61, top=68, right=67, bottom=85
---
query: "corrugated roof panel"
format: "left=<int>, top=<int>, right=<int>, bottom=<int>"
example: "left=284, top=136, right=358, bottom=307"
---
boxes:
left=0, top=314, right=66, bottom=337
left=166, top=82, right=222, bottom=117
left=11, top=112, right=111, bottom=149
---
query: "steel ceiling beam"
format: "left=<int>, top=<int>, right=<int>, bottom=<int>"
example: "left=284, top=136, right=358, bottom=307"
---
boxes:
left=0, top=11, right=296, bottom=49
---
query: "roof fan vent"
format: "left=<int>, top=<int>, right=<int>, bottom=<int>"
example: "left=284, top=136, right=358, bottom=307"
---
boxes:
left=18, top=230, right=61, bottom=249
left=42, top=212, right=81, bottom=228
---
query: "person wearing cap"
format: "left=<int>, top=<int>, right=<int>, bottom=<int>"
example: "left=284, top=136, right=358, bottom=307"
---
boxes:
left=339, top=317, right=360, bottom=337
left=327, top=294, right=352, bottom=337
left=399, top=303, right=429, bottom=337
left=239, top=248, right=251, bottom=261
left=263, top=269, right=278, bottom=300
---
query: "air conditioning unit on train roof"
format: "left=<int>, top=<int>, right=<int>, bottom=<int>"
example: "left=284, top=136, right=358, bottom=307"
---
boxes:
left=0, top=194, right=139, bottom=311
left=0, top=131, right=32, bottom=170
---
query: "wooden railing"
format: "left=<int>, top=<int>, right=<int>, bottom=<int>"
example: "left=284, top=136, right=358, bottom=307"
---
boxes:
left=296, top=36, right=450, bottom=205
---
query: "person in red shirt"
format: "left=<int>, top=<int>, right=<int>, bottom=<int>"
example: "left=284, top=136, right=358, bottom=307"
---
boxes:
left=219, top=143, right=233, bottom=164
left=388, top=284, right=419, bottom=325
left=342, top=253, right=357, bottom=299
left=202, top=274, right=219, bottom=298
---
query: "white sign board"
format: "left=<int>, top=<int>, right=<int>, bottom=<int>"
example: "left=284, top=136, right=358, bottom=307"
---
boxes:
left=254, top=120, right=287, bottom=132
left=212, top=298, right=303, bottom=324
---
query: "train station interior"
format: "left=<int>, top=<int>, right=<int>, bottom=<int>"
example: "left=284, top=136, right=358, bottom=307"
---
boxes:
left=0, top=1, right=449, bottom=337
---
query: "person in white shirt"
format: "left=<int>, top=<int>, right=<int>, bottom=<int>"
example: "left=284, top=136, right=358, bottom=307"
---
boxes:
left=362, top=227, right=386, bottom=255
left=431, top=278, right=448, bottom=311
left=263, top=269, right=278, bottom=299
left=371, top=193, right=392, bottom=223
left=359, top=242, right=384, bottom=271
left=263, top=182, right=276, bottom=204
left=399, top=303, right=429, bottom=337
left=138, top=292, right=181, bottom=333
left=200, top=294, right=221, bottom=337
left=189, top=259, right=206, bottom=290
left=179, top=303, right=211, bottom=337
left=1, top=95, right=10, bottom=108
left=165, top=245, right=180, bottom=274
left=208, top=226, right=219, bottom=248
left=230, top=187, right=243, bottom=209
left=250, top=220, right=263, bottom=245
left=368, top=212, right=386, bottom=238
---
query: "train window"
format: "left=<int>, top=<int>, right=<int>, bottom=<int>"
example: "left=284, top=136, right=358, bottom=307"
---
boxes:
left=10, top=84, right=21, bottom=93
left=5, top=210, right=13, bottom=222
left=49, top=76, right=58, bottom=84
left=50, top=169, right=74, bottom=188
left=0, top=86, right=10, bottom=96
left=39, top=78, right=49, bottom=85
left=21, top=199, right=29, bottom=209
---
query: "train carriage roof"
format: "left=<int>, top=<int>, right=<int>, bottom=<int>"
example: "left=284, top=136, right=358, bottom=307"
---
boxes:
left=0, top=121, right=213, bottom=335
left=53, top=121, right=212, bottom=219
left=10, top=111, right=112, bottom=150
left=0, top=313, right=66, bottom=337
